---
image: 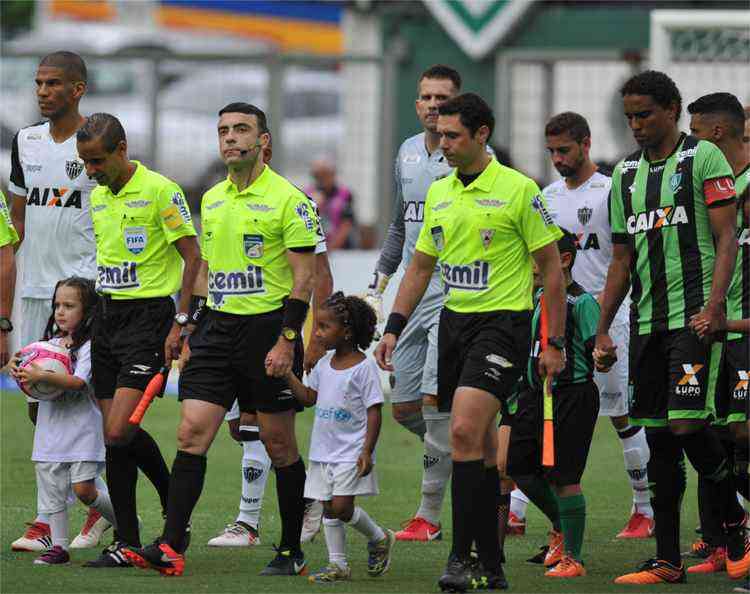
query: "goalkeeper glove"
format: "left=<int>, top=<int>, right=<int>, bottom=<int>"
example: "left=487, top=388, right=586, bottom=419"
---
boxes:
left=363, top=269, right=391, bottom=324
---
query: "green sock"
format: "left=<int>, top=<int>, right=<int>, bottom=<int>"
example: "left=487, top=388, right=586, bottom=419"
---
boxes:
left=514, top=475, right=561, bottom=531
left=558, top=493, right=586, bottom=562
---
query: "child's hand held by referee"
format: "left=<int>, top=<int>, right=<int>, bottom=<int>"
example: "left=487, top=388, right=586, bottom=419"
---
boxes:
left=264, top=336, right=294, bottom=377
left=593, top=333, right=618, bottom=372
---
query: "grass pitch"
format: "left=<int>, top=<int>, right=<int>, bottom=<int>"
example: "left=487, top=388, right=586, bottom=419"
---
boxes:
left=0, top=387, right=738, bottom=593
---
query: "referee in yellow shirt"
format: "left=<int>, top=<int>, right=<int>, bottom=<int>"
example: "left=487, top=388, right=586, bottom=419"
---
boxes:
left=0, top=190, right=19, bottom=366
left=124, top=103, right=318, bottom=577
left=375, top=94, right=566, bottom=592
left=76, top=114, right=201, bottom=566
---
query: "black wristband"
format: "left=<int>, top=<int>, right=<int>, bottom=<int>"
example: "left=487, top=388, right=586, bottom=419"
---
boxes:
left=189, top=295, right=207, bottom=325
left=384, top=313, right=408, bottom=338
left=282, top=297, right=309, bottom=334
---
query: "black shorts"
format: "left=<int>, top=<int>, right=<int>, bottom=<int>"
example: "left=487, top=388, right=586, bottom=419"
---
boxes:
left=506, top=382, right=599, bottom=486
left=92, top=296, right=175, bottom=399
left=724, top=337, right=749, bottom=425
left=629, top=328, right=722, bottom=427
left=179, top=308, right=303, bottom=414
left=437, top=308, right=530, bottom=413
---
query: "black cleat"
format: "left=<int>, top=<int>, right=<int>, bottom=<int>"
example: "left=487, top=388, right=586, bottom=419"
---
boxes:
left=438, top=554, right=473, bottom=593
left=260, top=545, right=307, bottom=576
left=83, top=541, right=133, bottom=568
left=470, top=563, right=508, bottom=590
left=122, top=542, right=184, bottom=576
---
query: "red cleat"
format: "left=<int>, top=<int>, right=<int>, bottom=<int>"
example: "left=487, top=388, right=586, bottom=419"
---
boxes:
left=688, top=546, right=726, bottom=574
left=394, top=517, right=441, bottom=542
left=616, top=512, right=654, bottom=539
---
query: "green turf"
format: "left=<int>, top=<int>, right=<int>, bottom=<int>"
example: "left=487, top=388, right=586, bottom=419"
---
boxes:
left=0, top=388, right=737, bottom=593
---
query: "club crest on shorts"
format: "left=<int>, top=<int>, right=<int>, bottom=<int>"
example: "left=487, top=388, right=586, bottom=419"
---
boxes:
left=124, top=226, right=147, bottom=254
left=577, top=206, right=593, bottom=226
left=431, top=225, right=445, bottom=251
left=669, top=172, right=683, bottom=193
left=65, top=159, right=83, bottom=180
left=479, top=228, right=494, bottom=249
left=243, top=234, right=264, bottom=258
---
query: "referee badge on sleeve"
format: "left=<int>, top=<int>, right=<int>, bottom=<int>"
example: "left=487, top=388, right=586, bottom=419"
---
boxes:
left=243, top=234, right=264, bottom=258
left=431, top=225, right=445, bottom=251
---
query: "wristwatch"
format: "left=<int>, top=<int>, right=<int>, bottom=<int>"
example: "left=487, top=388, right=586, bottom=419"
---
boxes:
left=281, top=327, right=298, bottom=341
left=548, top=336, right=565, bottom=351
left=174, top=312, right=190, bottom=327
left=0, top=317, right=12, bottom=332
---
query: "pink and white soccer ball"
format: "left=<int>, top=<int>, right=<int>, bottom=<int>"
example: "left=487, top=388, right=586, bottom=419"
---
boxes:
left=16, top=341, right=72, bottom=401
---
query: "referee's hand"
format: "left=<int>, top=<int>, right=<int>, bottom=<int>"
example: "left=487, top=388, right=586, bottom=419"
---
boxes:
left=374, top=334, right=397, bottom=371
left=164, top=325, right=182, bottom=366
left=265, top=338, right=294, bottom=378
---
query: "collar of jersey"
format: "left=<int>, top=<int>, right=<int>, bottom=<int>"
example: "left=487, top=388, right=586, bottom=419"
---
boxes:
left=225, top=164, right=271, bottom=198
left=107, top=160, right=146, bottom=198
left=448, top=157, right=500, bottom=193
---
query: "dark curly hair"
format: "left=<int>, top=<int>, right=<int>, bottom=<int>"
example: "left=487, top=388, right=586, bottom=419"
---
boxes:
left=323, top=291, right=377, bottom=351
left=620, top=70, right=682, bottom=122
left=43, top=277, right=99, bottom=365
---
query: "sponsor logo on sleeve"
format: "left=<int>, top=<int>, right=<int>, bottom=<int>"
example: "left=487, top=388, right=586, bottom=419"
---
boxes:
left=160, top=205, right=182, bottom=229
left=295, top=201, right=315, bottom=231
left=171, top=191, right=192, bottom=223
left=531, top=195, right=554, bottom=225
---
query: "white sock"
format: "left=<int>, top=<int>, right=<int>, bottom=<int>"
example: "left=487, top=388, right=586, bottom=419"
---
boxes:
left=90, top=489, right=117, bottom=528
left=236, top=426, right=271, bottom=529
left=416, top=408, right=451, bottom=525
left=347, top=506, right=385, bottom=543
left=323, top=517, right=348, bottom=567
left=619, top=426, right=653, bottom=518
left=35, top=514, right=50, bottom=525
left=48, top=509, right=69, bottom=550
left=95, top=474, right=109, bottom=495
left=510, top=488, right=529, bottom=520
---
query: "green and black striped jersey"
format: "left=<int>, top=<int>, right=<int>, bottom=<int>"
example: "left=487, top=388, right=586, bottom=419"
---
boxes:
left=527, top=282, right=600, bottom=389
left=609, top=134, right=736, bottom=335
left=728, top=165, right=749, bottom=340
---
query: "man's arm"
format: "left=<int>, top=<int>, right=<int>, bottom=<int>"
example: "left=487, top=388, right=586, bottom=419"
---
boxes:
left=531, top=241, right=566, bottom=378
left=265, top=249, right=316, bottom=378
left=164, top=235, right=201, bottom=364
left=374, top=249, right=436, bottom=371
left=9, top=193, right=25, bottom=247
left=304, top=252, right=334, bottom=372
left=0, top=244, right=16, bottom=367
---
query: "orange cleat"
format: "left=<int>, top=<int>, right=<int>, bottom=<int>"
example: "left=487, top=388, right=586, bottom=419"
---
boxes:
left=616, top=512, right=655, bottom=539
left=544, top=530, right=564, bottom=567
left=545, top=555, right=586, bottom=577
left=394, top=517, right=441, bottom=542
left=123, top=542, right=185, bottom=576
left=614, top=558, right=686, bottom=584
left=507, top=512, right=526, bottom=536
left=687, top=546, right=726, bottom=574
left=727, top=534, right=750, bottom=580
left=686, top=537, right=711, bottom=559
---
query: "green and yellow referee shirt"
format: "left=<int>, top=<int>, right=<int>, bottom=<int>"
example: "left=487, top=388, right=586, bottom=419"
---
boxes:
left=0, top=190, right=19, bottom=248
left=90, top=161, right=197, bottom=299
left=200, top=165, right=319, bottom=315
left=415, top=158, right=562, bottom=313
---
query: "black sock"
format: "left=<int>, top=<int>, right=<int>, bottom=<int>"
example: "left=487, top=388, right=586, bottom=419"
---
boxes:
left=162, top=450, right=206, bottom=551
left=646, top=428, right=685, bottom=566
left=275, top=457, right=306, bottom=553
left=450, top=459, right=484, bottom=560
left=497, top=490, right=510, bottom=564
left=681, top=427, right=744, bottom=527
left=130, top=428, right=171, bottom=513
left=105, top=444, right=140, bottom=547
left=698, top=476, right=724, bottom=546
left=734, top=443, right=749, bottom=500
left=475, top=466, right=502, bottom=571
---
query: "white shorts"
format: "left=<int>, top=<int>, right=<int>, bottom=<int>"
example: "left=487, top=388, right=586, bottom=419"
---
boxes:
left=35, top=461, right=104, bottom=514
left=391, top=290, right=441, bottom=404
left=21, top=298, right=52, bottom=404
left=225, top=399, right=240, bottom=421
left=594, top=320, right=629, bottom=418
left=304, top=461, right=379, bottom=501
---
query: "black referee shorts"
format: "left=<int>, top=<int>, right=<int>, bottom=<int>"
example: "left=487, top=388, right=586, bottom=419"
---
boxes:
left=179, top=308, right=303, bottom=414
left=92, top=296, right=175, bottom=399
left=507, top=381, right=599, bottom=486
left=437, top=308, right=531, bottom=413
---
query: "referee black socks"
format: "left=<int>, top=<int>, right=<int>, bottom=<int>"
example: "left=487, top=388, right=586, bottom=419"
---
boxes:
left=450, top=459, right=484, bottom=560
left=163, top=450, right=206, bottom=551
left=105, top=444, right=141, bottom=548
left=475, top=466, right=503, bottom=571
left=274, top=457, right=306, bottom=553
left=130, top=428, right=171, bottom=513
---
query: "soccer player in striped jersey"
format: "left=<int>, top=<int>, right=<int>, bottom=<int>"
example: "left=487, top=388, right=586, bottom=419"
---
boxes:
left=595, top=70, right=748, bottom=585
left=686, top=93, right=750, bottom=577
left=540, top=112, right=653, bottom=539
